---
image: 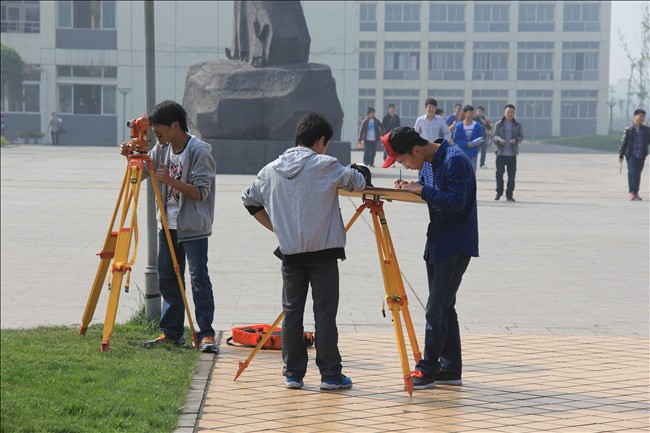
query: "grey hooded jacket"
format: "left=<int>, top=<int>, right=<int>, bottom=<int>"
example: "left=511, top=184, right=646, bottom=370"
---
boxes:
left=146, top=135, right=216, bottom=241
left=242, top=146, right=366, bottom=257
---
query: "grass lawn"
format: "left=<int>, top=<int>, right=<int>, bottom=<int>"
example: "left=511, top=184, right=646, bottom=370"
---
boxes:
left=0, top=316, right=200, bottom=433
left=541, top=134, right=620, bottom=153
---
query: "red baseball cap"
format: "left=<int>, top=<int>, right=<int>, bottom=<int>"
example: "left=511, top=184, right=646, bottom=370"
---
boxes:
left=381, top=126, right=428, bottom=168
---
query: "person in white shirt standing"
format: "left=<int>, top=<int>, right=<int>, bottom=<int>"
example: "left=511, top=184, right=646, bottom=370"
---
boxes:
left=414, top=98, right=451, bottom=143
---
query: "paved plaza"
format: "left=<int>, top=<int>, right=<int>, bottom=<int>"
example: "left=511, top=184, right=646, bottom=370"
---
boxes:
left=1, top=142, right=648, bottom=432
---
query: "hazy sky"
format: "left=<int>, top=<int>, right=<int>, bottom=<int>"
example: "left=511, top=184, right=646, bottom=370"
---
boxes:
left=610, top=1, right=649, bottom=84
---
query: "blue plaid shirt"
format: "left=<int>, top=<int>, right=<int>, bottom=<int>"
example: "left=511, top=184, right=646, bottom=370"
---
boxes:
left=418, top=140, right=479, bottom=263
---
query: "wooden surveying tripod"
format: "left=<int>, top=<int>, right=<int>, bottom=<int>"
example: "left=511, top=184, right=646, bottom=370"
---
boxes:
left=79, top=114, right=198, bottom=351
left=234, top=187, right=423, bottom=396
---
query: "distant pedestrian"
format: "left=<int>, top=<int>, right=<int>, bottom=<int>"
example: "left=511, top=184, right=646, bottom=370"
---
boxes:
left=46, top=112, right=63, bottom=145
left=414, top=98, right=450, bottom=142
left=445, top=104, right=462, bottom=127
left=358, top=107, right=384, bottom=167
left=382, top=103, right=401, bottom=162
left=475, top=106, right=493, bottom=169
left=452, top=105, right=484, bottom=172
left=618, top=108, right=649, bottom=201
left=492, top=104, right=524, bottom=202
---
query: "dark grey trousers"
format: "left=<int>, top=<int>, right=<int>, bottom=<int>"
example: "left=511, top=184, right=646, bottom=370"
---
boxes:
left=281, top=260, right=342, bottom=380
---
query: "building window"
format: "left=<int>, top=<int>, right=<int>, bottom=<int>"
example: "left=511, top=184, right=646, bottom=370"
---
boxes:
left=562, top=100, right=596, bottom=118
left=435, top=89, right=465, bottom=116
left=518, top=3, right=555, bottom=31
left=561, top=90, right=597, bottom=136
left=428, top=42, right=464, bottom=80
left=360, top=3, right=376, bottom=31
left=517, top=42, right=554, bottom=80
left=474, top=3, right=509, bottom=32
left=562, top=42, right=599, bottom=80
left=359, top=41, right=376, bottom=80
left=517, top=90, right=552, bottom=139
left=57, top=65, right=117, bottom=78
left=358, top=89, right=376, bottom=123
left=1, top=0, right=40, bottom=33
left=384, top=89, right=420, bottom=127
left=473, top=42, right=509, bottom=80
left=57, top=0, right=116, bottom=29
left=57, top=84, right=116, bottom=115
left=2, top=64, right=40, bottom=113
left=384, top=41, right=420, bottom=80
left=385, top=3, right=420, bottom=31
left=429, top=2, right=465, bottom=32
left=563, top=3, right=600, bottom=31
left=471, top=90, right=509, bottom=120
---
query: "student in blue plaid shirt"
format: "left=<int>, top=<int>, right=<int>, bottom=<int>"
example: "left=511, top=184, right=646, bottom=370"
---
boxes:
left=381, top=126, right=478, bottom=390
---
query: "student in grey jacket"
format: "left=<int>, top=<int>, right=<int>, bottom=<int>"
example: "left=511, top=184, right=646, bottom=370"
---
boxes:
left=242, top=113, right=366, bottom=391
left=492, top=104, right=524, bottom=202
left=119, top=100, right=218, bottom=353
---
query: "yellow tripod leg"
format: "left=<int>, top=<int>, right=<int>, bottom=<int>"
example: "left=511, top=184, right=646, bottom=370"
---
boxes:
left=377, top=212, right=422, bottom=364
left=147, top=160, right=199, bottom=348
left=371, top=208, right=413, bottom=395
left=101, top=165, right=143, bottom=351
left=234, top=311, right=285, bottom=381
left=80, top=166, right=130, bottom=335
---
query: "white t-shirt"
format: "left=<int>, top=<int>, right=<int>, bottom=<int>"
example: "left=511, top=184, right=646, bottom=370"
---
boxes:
left=367, top=119, right=376, bottom=141
left=464, top=122, right=475, bottom=141
left=165, top=146, right=188, bottom=229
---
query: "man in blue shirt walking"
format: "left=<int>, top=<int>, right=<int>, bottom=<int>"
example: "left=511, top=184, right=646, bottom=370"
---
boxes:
left=382, top=126, right=479, bottom=390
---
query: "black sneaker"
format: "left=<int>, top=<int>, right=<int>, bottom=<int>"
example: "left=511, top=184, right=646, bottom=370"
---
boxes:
left=506, top=196, right=516, bottom=202
left=434, top=369, right=462, bottom=386
left=411, top=370, right=435, bottom=390
left=144, top=334, right=186, bottom=348
left=494, top=194, right=502, bottom=201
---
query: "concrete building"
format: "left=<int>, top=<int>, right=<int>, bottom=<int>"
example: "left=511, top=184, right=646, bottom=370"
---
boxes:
left=1, top=1, right=610, bottom=145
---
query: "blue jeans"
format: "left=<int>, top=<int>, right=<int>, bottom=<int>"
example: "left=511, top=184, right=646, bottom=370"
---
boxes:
left=626, top=156, right=646, bottom=193
left=469, top=155, right=478, bottom=172
left=415, top=254, right=471, bottom=377
left=281, top=260, right=342, bottom=380
left=158, top=230, right=215, bottom=341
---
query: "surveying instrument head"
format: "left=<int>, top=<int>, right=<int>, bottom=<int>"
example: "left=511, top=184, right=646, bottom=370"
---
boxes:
left=126, top=113, right=150, bottom=154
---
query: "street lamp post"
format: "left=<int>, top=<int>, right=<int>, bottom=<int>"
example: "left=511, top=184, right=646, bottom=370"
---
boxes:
left=118, top=88, right=131, bottom=142
left=530, top=102, right=539, bottom=140
left=607, top=99, right=616, bottom=142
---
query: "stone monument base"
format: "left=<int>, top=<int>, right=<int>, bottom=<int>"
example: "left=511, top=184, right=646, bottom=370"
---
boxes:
left=184, top=61, right=344, bottom=141
left=207, top=139, right=351, bottom=175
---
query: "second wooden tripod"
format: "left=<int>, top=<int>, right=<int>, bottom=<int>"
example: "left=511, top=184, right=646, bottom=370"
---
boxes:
left=235, top=188, right=423, bottom=395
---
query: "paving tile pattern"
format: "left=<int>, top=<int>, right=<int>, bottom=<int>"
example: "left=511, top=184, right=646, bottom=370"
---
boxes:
left=198, top=333, right=649, bottom=433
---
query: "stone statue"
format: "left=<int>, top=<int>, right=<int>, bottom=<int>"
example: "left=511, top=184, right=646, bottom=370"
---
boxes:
left=184, top=0, right=345, bottom=151
left=226, top=1, right=310, bottom=67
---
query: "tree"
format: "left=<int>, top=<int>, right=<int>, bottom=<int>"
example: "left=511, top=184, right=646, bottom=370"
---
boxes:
left=0, top=44, right=26, bottom=105
left=619, top=3, right=650, bottom=121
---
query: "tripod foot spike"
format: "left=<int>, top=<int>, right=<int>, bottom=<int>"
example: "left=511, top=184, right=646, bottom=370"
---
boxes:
left=192, top=333, right=200, bottom=348
left=234, top=361, right=248, bottom=381
left=79, top=326, right=88, bottom=335
left=404, top=375, right=414, bottom=396
left=100, top=340, right=110, bottom=352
